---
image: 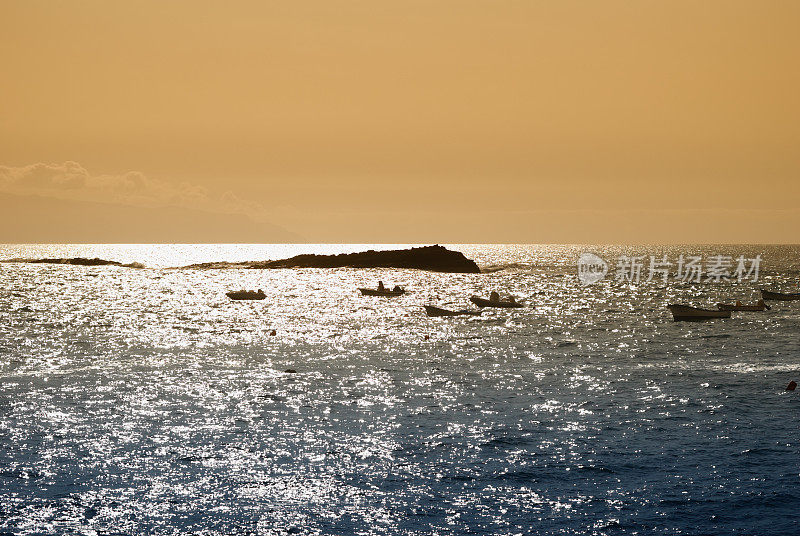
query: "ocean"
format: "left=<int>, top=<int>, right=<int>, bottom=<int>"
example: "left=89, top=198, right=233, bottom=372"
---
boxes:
left=1, top=244, right=798, bottom=535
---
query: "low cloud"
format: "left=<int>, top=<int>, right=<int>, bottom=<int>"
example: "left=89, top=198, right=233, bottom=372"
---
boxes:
left=0, top=161, right=267, bottom=221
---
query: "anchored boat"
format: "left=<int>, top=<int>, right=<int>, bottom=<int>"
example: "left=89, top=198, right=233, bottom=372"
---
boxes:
left=760, top=289, right=800, bottom=301
left=668, top=304, right=730, bottom=321
left=716, top=300, right=769, bottom=311
left=359, top=288, right=405, bottom=297
left=470, top=295, right=524, bottom=308
left=226, top=289, right=266, bottom=301
left=424, top=305, right=481, bottom=317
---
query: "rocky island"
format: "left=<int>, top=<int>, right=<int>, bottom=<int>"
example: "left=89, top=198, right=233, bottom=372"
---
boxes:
left=184, top=245, right=481, bottom=273
left=2, top=257, right=144, bottom=268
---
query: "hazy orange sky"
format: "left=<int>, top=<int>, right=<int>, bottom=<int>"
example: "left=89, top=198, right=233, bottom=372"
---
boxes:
left=1, top=0, right=798, bottom=242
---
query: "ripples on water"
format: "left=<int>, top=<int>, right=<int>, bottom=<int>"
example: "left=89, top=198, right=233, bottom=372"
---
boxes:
left=0, top=244, right=798, bottom=535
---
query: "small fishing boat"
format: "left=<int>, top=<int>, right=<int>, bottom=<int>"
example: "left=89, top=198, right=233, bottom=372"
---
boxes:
left=359, top=288, right=405, bottom=297
left=716, top=300, right=770, bottom=312
left=760, top=289, right=800, bottom=301
left=470, top=295, right=524, bottom=308
left=226, top=289, right=266, bottom=301
left=424, top=305, right=482, bottom=317
left=668, top=304, right=730, bottom=321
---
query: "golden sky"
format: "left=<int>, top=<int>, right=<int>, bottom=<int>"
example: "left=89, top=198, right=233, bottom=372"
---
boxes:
left=1, top=0, right=798, bottom=242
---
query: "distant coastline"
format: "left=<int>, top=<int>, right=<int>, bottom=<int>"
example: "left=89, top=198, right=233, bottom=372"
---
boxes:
left=2, top=257, right=144, bottom=268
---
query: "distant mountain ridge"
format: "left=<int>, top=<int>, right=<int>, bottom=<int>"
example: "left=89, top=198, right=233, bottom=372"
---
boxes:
left=0, top=192, right=299, bottom=243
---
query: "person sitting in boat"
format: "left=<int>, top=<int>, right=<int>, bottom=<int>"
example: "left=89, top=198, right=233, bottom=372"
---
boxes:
left=489, top=291, right=500, bottom=302
left=393, top=285, right=402, bottom=292
left=378, top=281, right=385, bottom=291
left=507, top=295, right=516, bottom=303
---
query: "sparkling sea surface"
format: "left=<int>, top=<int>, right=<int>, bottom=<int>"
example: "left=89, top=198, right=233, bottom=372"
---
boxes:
left=1, top=244, right=799, bottom=535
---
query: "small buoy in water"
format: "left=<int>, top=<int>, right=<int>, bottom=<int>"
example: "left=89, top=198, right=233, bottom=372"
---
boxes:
left=787, top=380, right=797, bottom=391
left=284, top=369, right=297, bottom=374
left=424, top=335, right=430, bottom=340
left=269, top=329, right=277, bottom=336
